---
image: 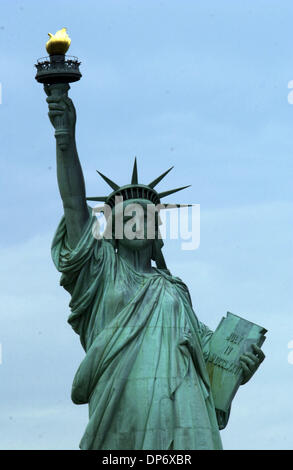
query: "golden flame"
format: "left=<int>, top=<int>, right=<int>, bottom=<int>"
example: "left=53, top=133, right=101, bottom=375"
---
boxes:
left=46, top=28, right=71, bottom=55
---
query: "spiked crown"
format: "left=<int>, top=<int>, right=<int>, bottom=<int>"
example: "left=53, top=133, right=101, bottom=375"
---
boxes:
left=86, top=158, right=190, bottom=209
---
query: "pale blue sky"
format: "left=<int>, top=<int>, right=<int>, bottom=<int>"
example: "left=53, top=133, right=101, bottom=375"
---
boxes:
left=0, top=0, right=292, bottom=449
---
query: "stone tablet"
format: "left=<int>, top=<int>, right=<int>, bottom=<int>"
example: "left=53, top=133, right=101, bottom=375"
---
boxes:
left=206, top=312, right=267, bottom=412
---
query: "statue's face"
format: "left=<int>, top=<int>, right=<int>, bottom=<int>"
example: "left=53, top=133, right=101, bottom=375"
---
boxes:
left=112, top=199, right=159, bottom=251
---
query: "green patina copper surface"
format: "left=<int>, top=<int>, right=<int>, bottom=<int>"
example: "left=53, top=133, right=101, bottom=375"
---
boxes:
left=52, top=211, right=226, bottom=449
left=206, top=312, right=267, bottom=412
left=39, top=79, right=266, bottom=450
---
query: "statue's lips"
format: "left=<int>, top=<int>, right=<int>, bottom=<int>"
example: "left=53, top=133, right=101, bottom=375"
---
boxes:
left=120, top=236, right=153, bottom=243
left=124, top=236, right=147, bottom=241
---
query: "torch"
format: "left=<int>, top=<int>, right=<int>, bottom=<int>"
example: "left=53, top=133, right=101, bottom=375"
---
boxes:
left=35, top=28, right=82, bottom=148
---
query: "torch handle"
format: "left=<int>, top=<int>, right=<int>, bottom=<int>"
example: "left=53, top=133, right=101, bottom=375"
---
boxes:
left=44, top=82, right=72, bottom=151
left=47, top=83, right=70, bottom=135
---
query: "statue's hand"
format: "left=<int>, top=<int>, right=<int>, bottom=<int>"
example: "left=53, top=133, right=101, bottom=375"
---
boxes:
left=239, top=343, right=265, bottom=385
left=44, top=84, right=76, bottom=133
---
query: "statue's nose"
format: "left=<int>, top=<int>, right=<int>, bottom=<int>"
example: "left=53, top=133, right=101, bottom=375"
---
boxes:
left=136, top=218, right=143, bottom=233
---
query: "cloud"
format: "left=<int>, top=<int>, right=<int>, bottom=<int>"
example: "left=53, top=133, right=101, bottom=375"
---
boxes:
left=0, top=200, right=292, bottom=449
left=0, top=233, right=88, bottom=449
left=0, top=0, right=292, bottom=449
left=164, top=201, right=293, bottom=449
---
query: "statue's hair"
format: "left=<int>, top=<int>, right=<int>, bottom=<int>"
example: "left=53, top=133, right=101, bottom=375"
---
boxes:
left=88, top=158, right=190, bottom=272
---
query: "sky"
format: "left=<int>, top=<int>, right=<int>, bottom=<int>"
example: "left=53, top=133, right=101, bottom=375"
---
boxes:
left=0, top=0, right=292, bottom=450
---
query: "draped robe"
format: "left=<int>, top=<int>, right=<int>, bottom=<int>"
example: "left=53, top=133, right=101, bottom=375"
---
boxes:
left=51, top=213, right=229, bottom=450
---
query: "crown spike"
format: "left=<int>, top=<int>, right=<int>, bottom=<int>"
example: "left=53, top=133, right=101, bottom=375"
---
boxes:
left=159, top=204, right=192, bottom=209
left=131, top=157, right=138, bottom=184
left=158, top=185, right=191, bottom=199
left=86, top=196, right=108, bottom=202
left=148, top=166, right=174, bottom=189
left=97, top=171, right=120, bottom=191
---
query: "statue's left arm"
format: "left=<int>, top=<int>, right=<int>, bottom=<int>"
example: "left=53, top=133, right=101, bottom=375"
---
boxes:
left=239, top=344, right=265, bottom=385
left=198, top=321, right=265, bottom=430
left=199, top=321, right=265, bottom=385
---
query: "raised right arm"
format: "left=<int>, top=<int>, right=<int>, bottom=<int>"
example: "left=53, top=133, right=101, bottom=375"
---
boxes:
left=45, top=83, right=89, bottom=248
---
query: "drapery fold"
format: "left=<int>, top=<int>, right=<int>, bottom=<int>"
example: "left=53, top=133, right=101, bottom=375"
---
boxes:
left=51, top=211, right=228, bottom=449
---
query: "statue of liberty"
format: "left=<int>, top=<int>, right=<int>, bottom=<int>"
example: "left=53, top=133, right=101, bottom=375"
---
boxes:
left=41, top=35, right=265, bottom=449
